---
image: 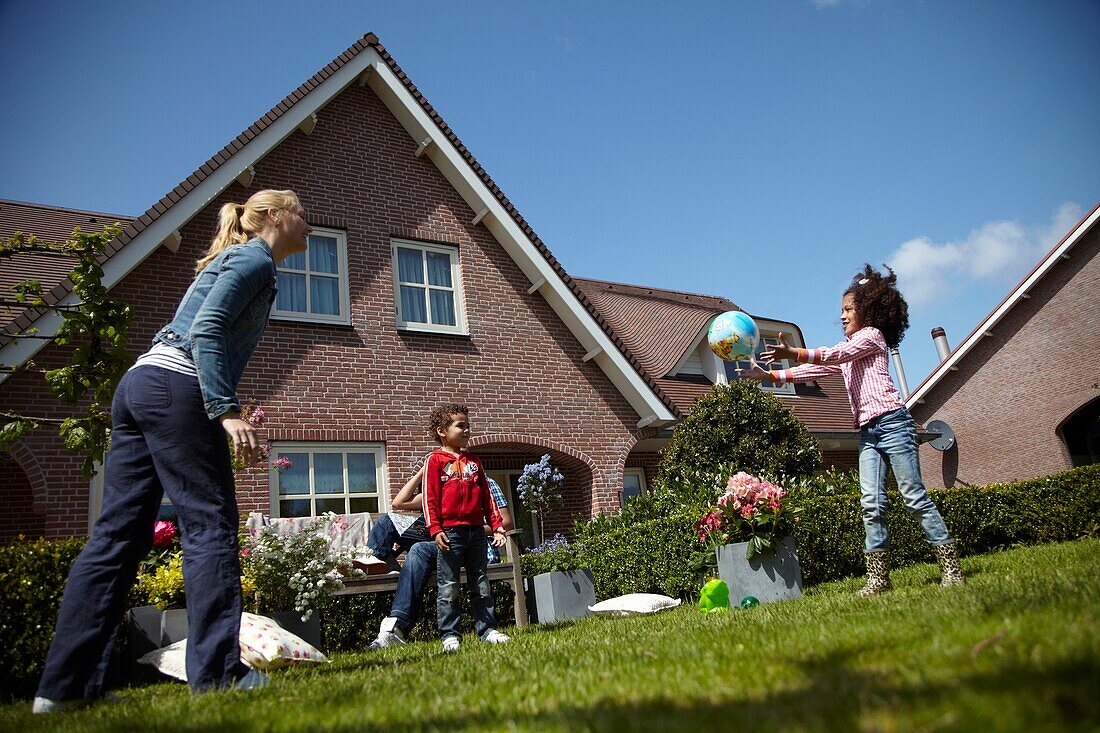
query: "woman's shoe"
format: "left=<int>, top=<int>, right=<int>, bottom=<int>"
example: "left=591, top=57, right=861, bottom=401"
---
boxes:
left=856, top=550, right=892, bottom=597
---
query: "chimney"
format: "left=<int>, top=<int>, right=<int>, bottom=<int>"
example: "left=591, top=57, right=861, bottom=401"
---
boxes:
left=931, top=327, right=951, bottom=362
left=889, top=347, right=910, bottom=399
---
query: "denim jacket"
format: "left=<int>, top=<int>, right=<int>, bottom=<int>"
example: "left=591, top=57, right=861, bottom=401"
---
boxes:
left=153, top=238, right=277, bottom=419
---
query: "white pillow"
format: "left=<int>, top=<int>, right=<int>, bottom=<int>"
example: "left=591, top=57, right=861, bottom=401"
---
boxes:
left=238, top=612, right=330, bottom=670
left=137, top=612, right=330, bottom=682
left=588, top=593, right=682, bottom=616
left=138, top=639, right=188, bottom=682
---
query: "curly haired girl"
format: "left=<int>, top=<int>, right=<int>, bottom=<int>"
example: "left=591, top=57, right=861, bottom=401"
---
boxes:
left=739, top=264, right=964, bottom=594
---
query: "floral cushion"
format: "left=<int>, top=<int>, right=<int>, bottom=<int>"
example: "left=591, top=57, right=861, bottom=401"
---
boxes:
left=245, top=511, right=373, bottom=559
left=238, top=612, right=329, bottom=670
left=137, top=612, right=329, bottom=681
left=588, top=593, right=682, bottom=617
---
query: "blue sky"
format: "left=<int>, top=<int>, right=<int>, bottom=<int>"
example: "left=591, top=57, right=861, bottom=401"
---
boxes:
left=1, top=0, right=1097, bottom=388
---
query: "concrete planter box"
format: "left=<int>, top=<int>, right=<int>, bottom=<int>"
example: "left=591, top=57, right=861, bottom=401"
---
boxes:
left=532, top=569, right=596, bottom=624
left=160, top=607, right=189, bottom=646
left=270, top=610, right=323, bottom=649
left=716, top=536, right=803, bottom=605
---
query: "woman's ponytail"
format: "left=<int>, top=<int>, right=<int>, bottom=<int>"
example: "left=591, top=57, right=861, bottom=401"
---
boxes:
left=194, top=189, right=300, bottom=272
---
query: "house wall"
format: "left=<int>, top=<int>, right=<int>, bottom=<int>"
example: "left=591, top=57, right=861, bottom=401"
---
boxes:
left=910, top=223, right=1100, bottom=488
left=0, top=81, right=646, bottom=538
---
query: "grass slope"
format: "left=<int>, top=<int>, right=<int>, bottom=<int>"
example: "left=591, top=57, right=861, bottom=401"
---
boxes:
left=2, top=539, right=1097, bottom=732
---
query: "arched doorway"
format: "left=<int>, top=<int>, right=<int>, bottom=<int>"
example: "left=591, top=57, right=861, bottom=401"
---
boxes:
left=1059, top=397, right=1100, bottom=468
left=470, top=437, right=595, bottom=550
left=0, top=451, right=46, bottom=544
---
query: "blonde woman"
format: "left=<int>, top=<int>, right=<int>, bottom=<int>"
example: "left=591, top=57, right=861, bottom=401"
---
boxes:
left=34, top=190, right=310, bottom=712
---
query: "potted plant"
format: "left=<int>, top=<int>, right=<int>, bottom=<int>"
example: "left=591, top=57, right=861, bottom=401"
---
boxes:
left=694, top=471, right=803, bottom=605
left=521, top=534, right=595, bottom=625
left=240, top=512, right=365, bottom=648
left=516, top=454, right=565, bottom=545
left=128, top=520, right=189, bottom=652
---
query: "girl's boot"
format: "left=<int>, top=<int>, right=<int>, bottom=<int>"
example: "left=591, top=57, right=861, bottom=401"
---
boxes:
left=856, top=550, right=892, bottom=596
left=934, top=540, right=965, bottom=587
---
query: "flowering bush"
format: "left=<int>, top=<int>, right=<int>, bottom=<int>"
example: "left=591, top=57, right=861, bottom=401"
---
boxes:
left=138, top=519, right=181, bottom=577
left=241, top=513, right=365, bottom=621
left=137, top=551, right=186, bottom=609
left=517, top=454, right=564, bottom=540
left=695, top=471, right=802, bottom=562
left=520, top=533, right=577, bottom=576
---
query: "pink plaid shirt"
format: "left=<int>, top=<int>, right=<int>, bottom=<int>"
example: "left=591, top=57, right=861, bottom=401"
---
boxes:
left=771, top=326, right=903, bottom=428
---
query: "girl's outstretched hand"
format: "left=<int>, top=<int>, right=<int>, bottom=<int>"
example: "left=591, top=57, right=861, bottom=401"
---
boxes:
left=736, top=364, right=772, bottom=382
left=760, top=332, right=796, bottom=362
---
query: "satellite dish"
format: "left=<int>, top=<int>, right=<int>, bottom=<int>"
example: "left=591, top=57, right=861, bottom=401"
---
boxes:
left=926, top=419, right=955, bottom=451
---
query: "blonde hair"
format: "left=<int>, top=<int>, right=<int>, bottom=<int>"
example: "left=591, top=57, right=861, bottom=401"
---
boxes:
left=195, top=189, right=301, bottom=272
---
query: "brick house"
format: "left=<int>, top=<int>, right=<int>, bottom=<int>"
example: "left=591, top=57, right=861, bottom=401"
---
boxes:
left=0, top=34, right=857, bottom=545
left=906, top=203, right=1100, bottom=488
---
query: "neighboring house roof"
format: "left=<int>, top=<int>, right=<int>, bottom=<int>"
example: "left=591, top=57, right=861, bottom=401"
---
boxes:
left=574, top=276, right=858, bottom=435
left=0, top=200, right=133, bottom=331
left=906, top=202, right=1100, bottom=408
left=572, top=277, right=738, bottom=377
left=0, top=33, right=678, bottom=427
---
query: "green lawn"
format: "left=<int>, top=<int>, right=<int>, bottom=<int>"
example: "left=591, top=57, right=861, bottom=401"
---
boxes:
left=3, top=539, right=1098, bottom=732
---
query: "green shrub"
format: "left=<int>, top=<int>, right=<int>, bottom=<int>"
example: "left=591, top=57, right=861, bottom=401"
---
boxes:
left=0, top=536, right=86, bottom=700
left=655, top=382, right=821, bottom=510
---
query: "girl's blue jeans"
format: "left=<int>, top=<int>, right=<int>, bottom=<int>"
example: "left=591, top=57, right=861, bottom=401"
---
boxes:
left=436, top=525, right=497, bottom=639
left=35, top=366, right=249, bottom=700
left=859, top=407, right=953, bottom=553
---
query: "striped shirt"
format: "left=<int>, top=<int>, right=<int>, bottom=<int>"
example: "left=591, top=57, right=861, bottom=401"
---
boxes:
left=129, top=341, right=197, bottom=377
left=770, top=326, right=902, bottom=428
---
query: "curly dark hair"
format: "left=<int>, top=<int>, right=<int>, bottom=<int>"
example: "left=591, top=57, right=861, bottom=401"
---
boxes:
left=429, top=402, right=468, bottom=444
left=844, top=264, right=909, bottom=348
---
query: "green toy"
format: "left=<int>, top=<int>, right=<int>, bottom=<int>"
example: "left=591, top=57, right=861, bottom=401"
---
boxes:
left=698, top=578, right=730, bottom=612
left=739, top=595, right=760, bottom=608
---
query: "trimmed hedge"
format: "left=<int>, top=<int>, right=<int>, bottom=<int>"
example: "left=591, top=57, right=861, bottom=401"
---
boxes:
left=524, top=464, right=1100, bottom=600
left=0, top=536, right=86, bottom=700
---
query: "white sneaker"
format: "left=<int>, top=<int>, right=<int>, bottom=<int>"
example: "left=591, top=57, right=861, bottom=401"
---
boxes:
left=368, top=617, right=406, bottom=650
left=442, top=635, right=461, bottom=653
left=32, top=697, right=89, bottom=714
left=482, top=630, right=510, bottom=644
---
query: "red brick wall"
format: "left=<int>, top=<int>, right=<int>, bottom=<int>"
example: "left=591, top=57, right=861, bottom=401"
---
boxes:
left=910, top=223, right=1100, bottom=487
left=0, top=449, right=45, bottom=544
left=0, top=81, right=647, bottom=537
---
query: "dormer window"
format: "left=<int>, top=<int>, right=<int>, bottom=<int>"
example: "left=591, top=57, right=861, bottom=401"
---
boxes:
left=724, top=335, right=796, bottom=396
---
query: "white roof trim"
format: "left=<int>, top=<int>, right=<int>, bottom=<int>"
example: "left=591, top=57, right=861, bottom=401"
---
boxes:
left=0, top=45, right=678, bottom=426
left=363, top=63, right=675, bottom=424
left=0, top=50, right=378, bottom=384
left=905, top=204, right=1100, bottom=407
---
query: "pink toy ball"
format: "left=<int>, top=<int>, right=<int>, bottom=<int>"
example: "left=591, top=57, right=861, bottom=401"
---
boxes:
left=707, top=310, right=760, bottom=362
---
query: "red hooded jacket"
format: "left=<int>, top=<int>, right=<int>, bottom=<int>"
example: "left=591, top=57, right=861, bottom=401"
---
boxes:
left=423, top=449, right=503, bottom=538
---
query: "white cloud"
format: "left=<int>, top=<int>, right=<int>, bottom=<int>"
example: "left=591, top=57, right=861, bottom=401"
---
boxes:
left=887, top=202, right=1083, bottom=308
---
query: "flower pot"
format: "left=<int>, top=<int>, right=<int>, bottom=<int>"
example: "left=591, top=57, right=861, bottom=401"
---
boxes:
left=160, top=607, right=189, bottom=646
left=532, top=569, right=596, bottom=625
left=127, top=605, right=165, bottom=682
left=269, top=610, right=322, bottom=650
left=716, top=536, right=803, bottom=605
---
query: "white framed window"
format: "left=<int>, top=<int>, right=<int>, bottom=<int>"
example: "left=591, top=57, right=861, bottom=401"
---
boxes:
left=622, top=468, right=647, bottom=505
left=272, top=228, right=350, bottom=325
left=391, top=239, right=466, bottom=334
left=724, top=335, right=796, bottom=396
left=269, top=443, right=387, bottom=518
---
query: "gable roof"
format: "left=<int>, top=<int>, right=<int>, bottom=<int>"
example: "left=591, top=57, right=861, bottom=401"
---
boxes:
left=905, top=201, right=1100, bottom=408
left=574, top=276, right=859, bottom=434
left=0, top=34, right=680, bottom=426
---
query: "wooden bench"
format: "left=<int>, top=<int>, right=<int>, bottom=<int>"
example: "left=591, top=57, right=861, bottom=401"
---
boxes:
left=246, top=512, right=529, bottom=628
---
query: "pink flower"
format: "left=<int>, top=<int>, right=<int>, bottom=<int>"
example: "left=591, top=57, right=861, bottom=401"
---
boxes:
left=767, top=499, right=783, bottom=512
left=240, top=548, right=251, bottom=557
left=152, top=520, right=176, bottom=549
left=741, top=505, right=757, bottom=520
left=248, top=405, right=266, bottom=427
left=271, top=457, right=293, bottom=471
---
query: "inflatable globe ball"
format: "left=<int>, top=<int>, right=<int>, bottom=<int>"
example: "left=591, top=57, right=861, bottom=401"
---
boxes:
left=708, top=310, right=760, bottom=362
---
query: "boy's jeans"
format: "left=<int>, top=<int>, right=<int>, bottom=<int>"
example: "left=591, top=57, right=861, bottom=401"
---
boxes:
left=389, top=541, right=437, bottom=635
left=36, top=367, right=248, bottom=700
left=436, top=525, right=497, bottom=639
left=859, top=407, right=952, bottom=553
left=367, top=514, right=431, bottom=562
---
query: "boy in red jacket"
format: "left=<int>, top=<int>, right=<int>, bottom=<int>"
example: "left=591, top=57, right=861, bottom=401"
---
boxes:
left=423, top=403, right=510, bottom=652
